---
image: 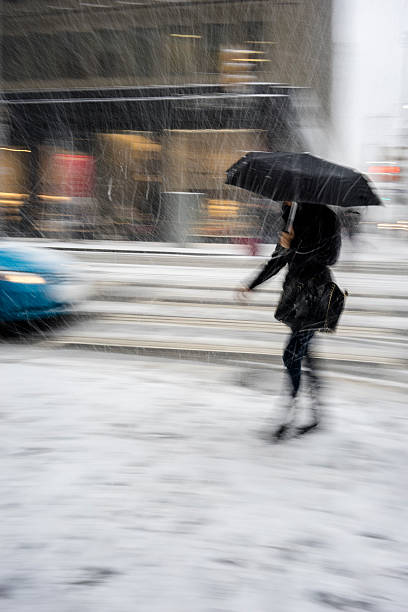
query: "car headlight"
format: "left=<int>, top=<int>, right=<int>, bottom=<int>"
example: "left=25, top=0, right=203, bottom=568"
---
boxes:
left=0, top=271, right=46, bottom=284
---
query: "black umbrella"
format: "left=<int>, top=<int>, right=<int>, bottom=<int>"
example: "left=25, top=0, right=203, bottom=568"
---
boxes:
left=226, top=151, right=382, bottom=208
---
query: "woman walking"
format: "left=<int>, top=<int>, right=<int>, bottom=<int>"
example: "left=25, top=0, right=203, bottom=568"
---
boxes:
left=238, top=201, right=342, bottom=439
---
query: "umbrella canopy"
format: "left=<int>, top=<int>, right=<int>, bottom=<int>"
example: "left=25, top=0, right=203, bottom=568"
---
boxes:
left=226, top=152, right=382, bottom=207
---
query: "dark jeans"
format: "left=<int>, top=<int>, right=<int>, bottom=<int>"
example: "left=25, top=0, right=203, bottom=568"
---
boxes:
left=282, top=329, right=316, bottom=398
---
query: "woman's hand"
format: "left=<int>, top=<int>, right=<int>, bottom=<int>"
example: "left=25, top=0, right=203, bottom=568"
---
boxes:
left=279, top=228, right=295, bottom=249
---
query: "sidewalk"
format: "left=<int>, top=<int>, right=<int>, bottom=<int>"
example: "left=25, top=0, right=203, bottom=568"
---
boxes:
left=6, top=233, right=407, bottom=264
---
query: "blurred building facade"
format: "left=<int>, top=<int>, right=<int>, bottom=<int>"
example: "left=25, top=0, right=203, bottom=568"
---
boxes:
left=0, top=0, right=333, bottom=241
left=1, top=0, right=331, bottom=98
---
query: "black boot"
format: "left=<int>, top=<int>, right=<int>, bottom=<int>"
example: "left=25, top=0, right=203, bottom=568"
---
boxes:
left=273, top=397, right=297, bottom=441
left=294, top=415, right=320, bottom=437
left=302, top=357, right=322, bottom=435
left=274, top=422, right=292, bottom=440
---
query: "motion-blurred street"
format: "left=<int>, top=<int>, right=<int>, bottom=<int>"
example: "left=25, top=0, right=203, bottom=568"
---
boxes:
left=1, top=347, right=406, bottom=612
left=1, top=1, right=408, bottom=609
left=30, top=234, right=408, bottom=384
left=0, top=235, right=407, bottom=611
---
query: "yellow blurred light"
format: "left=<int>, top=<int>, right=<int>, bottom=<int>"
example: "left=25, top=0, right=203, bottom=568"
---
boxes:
left=38, top=195, right=73, bottom=201
left=0, top=199, right=22, bottom=205
left=1, top=272, right=46, bottom=284
left=233, top=58, right=271, bottom=62
left=101, top=133, right=161, bottom=152
left=208, top=199, right=239, bottom=217
left=0, top=192, right=27, bottom=199
left=170, top=34, right=201, bottom=39
left=208, top=199, right=239, bottom=206
left=132, top=143, right=161, bottom=152
left=0, top=147, right=31, bottom=153
left=377, top=223, right=408, bottom=230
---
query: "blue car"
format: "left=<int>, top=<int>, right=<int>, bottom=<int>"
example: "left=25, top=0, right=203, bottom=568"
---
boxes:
left=0, top=242, right=88, bottom=322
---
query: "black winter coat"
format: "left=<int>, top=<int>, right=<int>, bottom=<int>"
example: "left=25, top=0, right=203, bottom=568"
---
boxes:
left=248, top=203, right=342, bottom=331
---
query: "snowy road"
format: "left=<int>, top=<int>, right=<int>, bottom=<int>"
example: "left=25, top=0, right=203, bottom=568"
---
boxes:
left=1, top=237, right=408, bottom=611
left=1, top=346, right=407, bottom=612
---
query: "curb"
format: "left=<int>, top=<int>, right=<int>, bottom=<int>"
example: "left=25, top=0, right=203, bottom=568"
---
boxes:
left=42, top=337, right=408, bottom=385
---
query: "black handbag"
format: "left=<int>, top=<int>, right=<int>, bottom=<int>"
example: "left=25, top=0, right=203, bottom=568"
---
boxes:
left=275, top=275, right=347, bottom=332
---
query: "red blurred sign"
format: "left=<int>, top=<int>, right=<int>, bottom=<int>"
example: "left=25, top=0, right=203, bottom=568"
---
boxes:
left=51, top=153, right=95, bottom=197
left=367, top=165, right=400, bottom=175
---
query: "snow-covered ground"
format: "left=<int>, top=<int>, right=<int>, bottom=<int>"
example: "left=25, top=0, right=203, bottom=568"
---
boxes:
left=1, top=346, right=407, bottom=612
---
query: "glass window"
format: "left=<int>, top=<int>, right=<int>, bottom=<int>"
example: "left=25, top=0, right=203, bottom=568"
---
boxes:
left=2, top=33, right=57, bottom=81
left=55, top=32, right=88, bottom=80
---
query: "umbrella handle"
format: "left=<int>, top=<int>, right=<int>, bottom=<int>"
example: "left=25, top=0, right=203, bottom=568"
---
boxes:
left=285, top=201, right=298, bottom=233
